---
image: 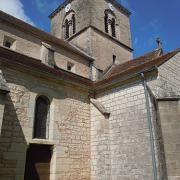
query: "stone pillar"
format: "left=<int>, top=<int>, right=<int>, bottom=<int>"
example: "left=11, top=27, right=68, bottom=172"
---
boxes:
left=69, top=20, right=73, bottom=37
left=91, top=64, right=103, bottom=81
left=40, top=42, right=55, bottom=67
left=108, top=19, right=112, bottom=36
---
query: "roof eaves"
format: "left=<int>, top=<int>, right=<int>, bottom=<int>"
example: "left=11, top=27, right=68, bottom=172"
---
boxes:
left=0, top=10, right=94, bottom=62
left=94, top=66, right=158, bottom=91
left=97, top=48, right=180, bottom=88
left=0, top=47, right=93, bottom=89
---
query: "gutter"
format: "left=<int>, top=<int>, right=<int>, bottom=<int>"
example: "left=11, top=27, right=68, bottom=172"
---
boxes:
left=140, top=72, right=158, bottom=180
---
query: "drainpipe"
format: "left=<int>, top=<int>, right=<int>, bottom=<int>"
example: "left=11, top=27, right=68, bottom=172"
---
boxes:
left=141, top=72, right=157, bottom=180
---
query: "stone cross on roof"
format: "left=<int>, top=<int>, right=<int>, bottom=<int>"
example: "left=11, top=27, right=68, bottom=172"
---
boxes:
left=156, top=37, right=163, bottom=49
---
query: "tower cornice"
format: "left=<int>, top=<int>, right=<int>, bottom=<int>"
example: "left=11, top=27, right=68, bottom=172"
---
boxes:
left=49, top=0, right=131, bottom=19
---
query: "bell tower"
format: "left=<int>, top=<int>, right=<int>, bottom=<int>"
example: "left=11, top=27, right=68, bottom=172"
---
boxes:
left=49, top=0, right=133, bottom=73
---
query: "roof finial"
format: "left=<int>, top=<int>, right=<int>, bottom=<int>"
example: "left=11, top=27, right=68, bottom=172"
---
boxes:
left=156, top=37, right=162, bottom=49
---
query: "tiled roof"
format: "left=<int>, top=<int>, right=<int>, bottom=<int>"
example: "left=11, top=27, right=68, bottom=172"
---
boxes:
left=95, top=48, right=180, bottom=87
left=103, top=48, right=163, bottom=79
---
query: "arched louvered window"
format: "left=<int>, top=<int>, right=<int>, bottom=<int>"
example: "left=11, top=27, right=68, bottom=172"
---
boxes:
left=33, top=96, right=50, bottom=139
left=104, top=10, right=116, bottom=38
left=65, top=19, right=69, bottom=39
left=111, top=18, right=116, bottom=37
left=63, top=11, right=76, bottom=39
left=72, top=14, right=76, bottom=34
left=104, top=13, right=108, bottom=33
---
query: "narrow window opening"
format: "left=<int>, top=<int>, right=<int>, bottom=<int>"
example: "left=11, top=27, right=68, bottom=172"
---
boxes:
left=104, top=14, right=108, bottom=33
left=113, top=55, right=116, bottom=64
left=72, top=14, right=76, bottom=34
left=5, top=41, right=12, bottom=48
left=3, top=36, right=16, bottom=49
left=65, top=19, right=69, bottom=39
left=33, top=96, right=50, bottom=139
left=111, top=18, right=116, bottom=37
left=67, top=62, right=75, bottom=72
left=48, top=49, right=55, bottom=67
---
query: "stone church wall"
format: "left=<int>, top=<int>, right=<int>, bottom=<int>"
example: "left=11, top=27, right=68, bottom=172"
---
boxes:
left=0, top=20, right=90, bottom=78
left=50, top=0, right=91, bottom=39
left=70, top=27, right=132, bottom=71
left=148, top=52, right=180, bottom=180
left=0, top=20, right=41, bottom=59
left=157, top=101, right=180, bottom=180
left=0, top=66, right=91, bottom=180
left=91, top=81, right=154, bottom=180
left=90, top=0, right=132, bottom=48
left=149, top=53, right=180, bottom=98
left=51, top=0, right=132, bottom=49
left=90, top=28, right=132, bottom=70
left=51, top=0, right=132, bottom=71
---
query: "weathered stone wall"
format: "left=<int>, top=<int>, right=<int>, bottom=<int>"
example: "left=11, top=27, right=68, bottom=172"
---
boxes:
left=148, top=52, right=180, bottom=180
left=0, top=66, right=90, bottom=180
left=90, top=28, right=132, bottom=70
left=90, top=0, right=132, bottom=48
left=157, top=101, right=180, bottom=180
left=54, top=47, right=90, bottom=79
left=70, top=27, right=132, bottom=71
left=70, top=28, right=93, bottom=57
left=0, top=21, right=90, bottom=78
left=51, top=0, right=132, bottom=48
left=91, top=82, right=154, bottom=180
left=51, top=0, right=132, bottom=71
left=149, top=53, right=180, bottom=98
left=50, top=0, right=91, bottom=39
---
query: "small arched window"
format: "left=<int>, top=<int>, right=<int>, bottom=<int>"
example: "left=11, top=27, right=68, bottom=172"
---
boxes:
left=33, top=96, right=50, bottom=139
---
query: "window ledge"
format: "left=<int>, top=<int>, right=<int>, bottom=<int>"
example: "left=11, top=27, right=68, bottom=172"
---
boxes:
left=29, top=139, right=57, bottom=145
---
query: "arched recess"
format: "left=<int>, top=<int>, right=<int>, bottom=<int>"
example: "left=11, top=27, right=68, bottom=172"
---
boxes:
left=104, top=9, right=116, bottom=38
left=63, top=10, right=76, bottom=39
left=33, top=95, right=50, bottom=139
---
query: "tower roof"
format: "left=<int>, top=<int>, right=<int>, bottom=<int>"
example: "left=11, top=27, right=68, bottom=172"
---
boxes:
left=49, top=0, right=131, bottom=19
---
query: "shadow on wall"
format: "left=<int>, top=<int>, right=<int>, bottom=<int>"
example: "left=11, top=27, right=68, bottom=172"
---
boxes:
left=0, top=94, right=28, bottom=179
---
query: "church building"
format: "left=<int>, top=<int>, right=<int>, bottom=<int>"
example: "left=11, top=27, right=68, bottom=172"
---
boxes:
left=0, top=0, right=180, bottom=179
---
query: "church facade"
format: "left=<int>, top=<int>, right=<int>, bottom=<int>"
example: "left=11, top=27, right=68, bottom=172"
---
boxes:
left=0, top=0, right=180, bottom=180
